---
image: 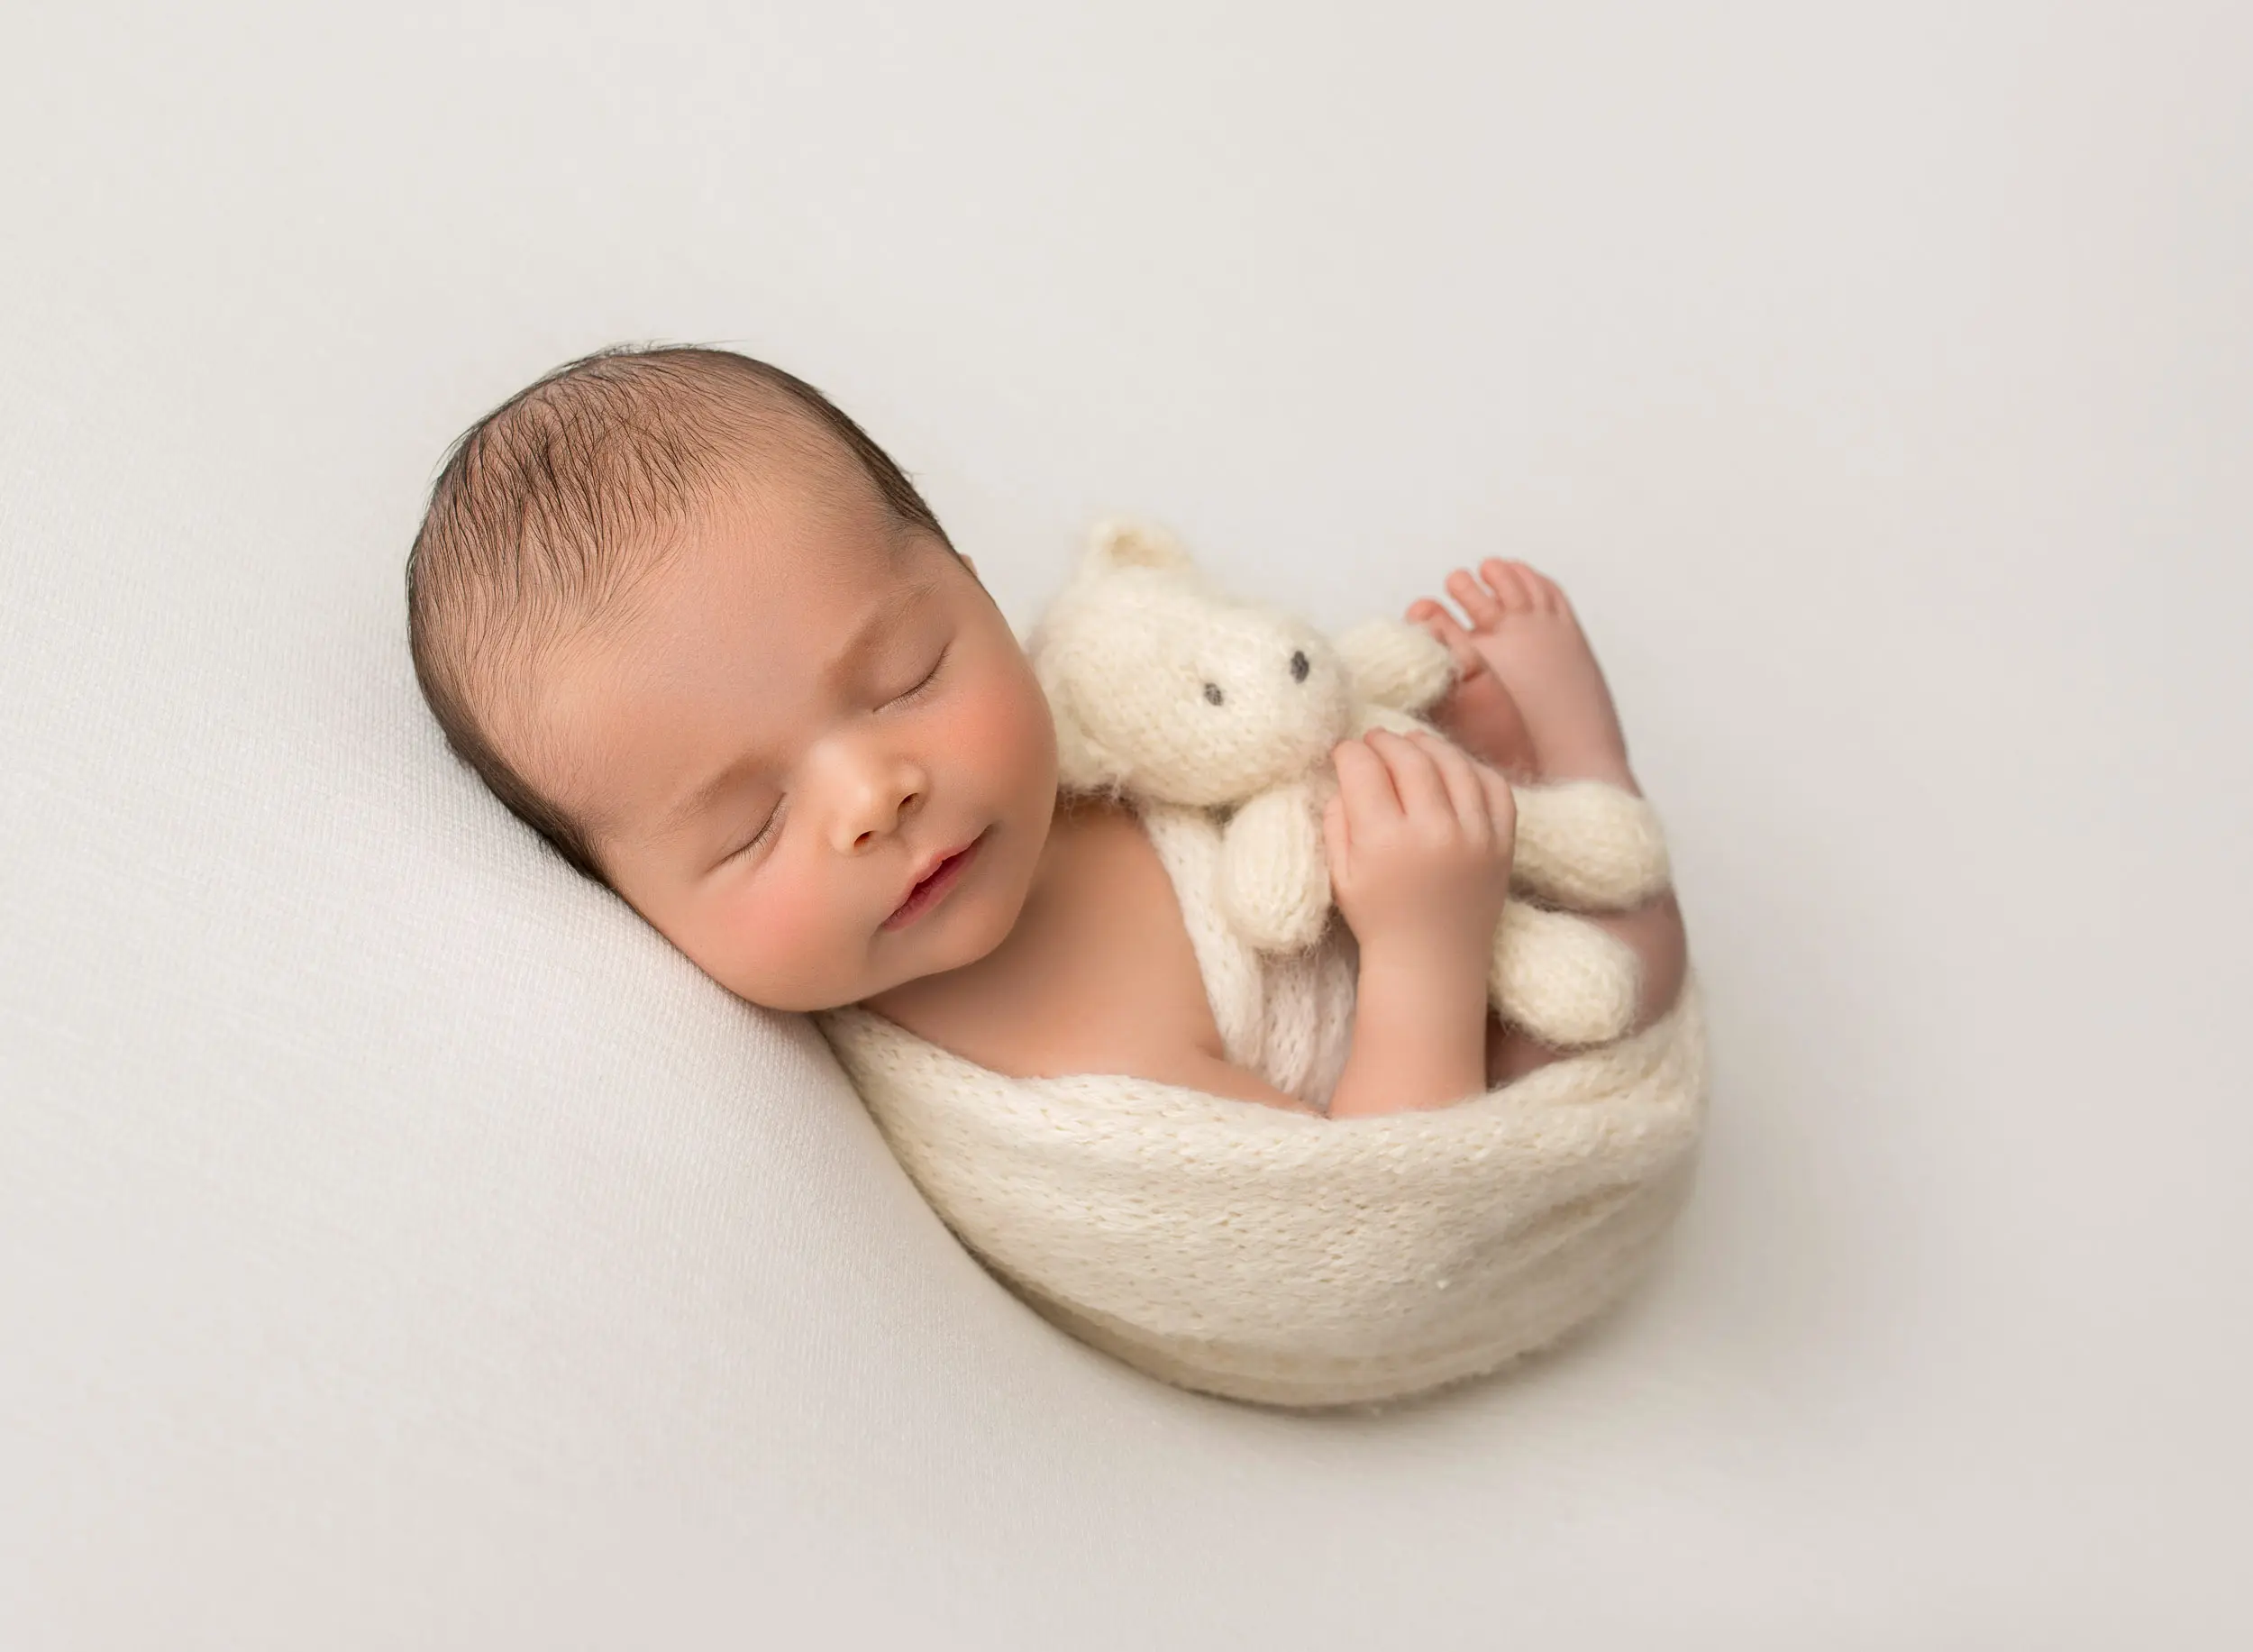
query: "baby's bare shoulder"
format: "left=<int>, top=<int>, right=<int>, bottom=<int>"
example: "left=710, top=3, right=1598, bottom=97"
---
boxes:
left=870, top=797, right=1224, bottom=1082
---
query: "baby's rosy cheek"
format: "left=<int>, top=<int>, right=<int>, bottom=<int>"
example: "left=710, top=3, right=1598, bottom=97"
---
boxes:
left=952, top=669, right=1048, bottom=768
left=726, top=875, right=837, bottom=973
left=731, top=880, right=792, bottom=945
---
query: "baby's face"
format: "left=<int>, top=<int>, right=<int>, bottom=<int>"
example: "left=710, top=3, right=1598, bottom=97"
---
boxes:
left=519, top=475, right=1060, bottom=1012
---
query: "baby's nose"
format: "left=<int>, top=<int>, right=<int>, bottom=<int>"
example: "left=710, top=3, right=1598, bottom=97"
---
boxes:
left=848, top=790, right=921, bottom=851
left=836, top=763, right=926, bottom=853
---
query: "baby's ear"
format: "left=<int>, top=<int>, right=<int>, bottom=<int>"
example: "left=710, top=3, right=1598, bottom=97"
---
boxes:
left=1082, top=517, right=1195, bottom=580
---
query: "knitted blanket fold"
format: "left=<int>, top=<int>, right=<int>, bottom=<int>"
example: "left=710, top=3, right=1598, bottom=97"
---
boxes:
left=814, top=809, right=1709, bottom=1411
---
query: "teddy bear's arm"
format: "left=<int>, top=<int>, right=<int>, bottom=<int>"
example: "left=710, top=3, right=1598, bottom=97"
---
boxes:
left=1334, top=618, right=1455, bottom=717
left=1217, top=780, right=1334, bottom=954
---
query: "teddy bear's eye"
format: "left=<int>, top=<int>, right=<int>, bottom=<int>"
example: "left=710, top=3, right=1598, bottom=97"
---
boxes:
left=1289, top=650, right=1309, bottom=683
left=1203, top=682, right=1224, bottom=706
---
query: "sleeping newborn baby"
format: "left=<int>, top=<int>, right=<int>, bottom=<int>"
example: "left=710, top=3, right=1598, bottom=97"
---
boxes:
left=406, top=345, right=1686, bottom=1118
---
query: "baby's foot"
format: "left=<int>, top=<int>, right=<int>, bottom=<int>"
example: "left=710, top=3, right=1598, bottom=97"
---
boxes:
left=1408, top=560, right=1633, bottom=787
left=1400, top=600, right=1539, bottom=779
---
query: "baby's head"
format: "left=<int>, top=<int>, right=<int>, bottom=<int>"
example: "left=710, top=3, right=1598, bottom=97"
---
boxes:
left=406, top=345, right=1060, bottom=1011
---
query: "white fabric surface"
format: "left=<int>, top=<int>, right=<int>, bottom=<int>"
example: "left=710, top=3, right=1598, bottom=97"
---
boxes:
left=4, top=2, right=2248, bottom=1645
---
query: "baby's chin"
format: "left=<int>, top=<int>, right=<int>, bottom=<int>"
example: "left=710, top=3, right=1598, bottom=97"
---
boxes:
left=708, top=903, right=996, bottom=1016
left=855, top=835, right=1041, bottom=1006
left=875, top=888, right=1016, bottom=994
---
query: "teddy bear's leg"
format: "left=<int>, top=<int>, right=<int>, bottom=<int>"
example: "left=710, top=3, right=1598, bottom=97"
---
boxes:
left=1489, top=901, right=1641, bottom=1049
left=1510, top=781, right=1673, bottom=911
left=1565, top=888, right=1691, bottom=1047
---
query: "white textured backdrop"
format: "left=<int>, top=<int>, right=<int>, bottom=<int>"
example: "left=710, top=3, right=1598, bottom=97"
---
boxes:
left=4, top=2, right=2248, bottom=1646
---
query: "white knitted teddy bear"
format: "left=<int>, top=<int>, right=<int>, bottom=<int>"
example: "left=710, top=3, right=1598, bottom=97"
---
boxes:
left=1026, top=520, right=1673, bottom=1050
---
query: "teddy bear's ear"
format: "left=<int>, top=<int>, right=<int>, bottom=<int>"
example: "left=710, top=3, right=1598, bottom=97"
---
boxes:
left=1032, top=649, right=1125, bottom=792
left=1083, top=517, right=1196, bottom=579
left=1051, top=698, right=1117, bottom=792
left=1049, top=686, right=1129, bottom=793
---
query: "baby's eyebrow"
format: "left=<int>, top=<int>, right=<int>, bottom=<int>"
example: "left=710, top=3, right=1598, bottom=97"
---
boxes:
left=649, top=577, right=944, bottom=843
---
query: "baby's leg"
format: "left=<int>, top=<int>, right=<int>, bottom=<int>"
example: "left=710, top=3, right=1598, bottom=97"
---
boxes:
left=1409, top=560, right=1690, bottom=1085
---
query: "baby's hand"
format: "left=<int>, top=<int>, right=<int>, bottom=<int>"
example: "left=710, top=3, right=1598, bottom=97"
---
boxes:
left=1321, top=729, right=1516, bottom=963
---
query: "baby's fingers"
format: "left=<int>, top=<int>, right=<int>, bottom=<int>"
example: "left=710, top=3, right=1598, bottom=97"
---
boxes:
left=1409, top=730, right=1492, bottom=836
left=1478, top=760, right=1519, bottom=842
left=1331, top=736, right=1400, bottom=826
left=1370, top=729, right=1451, bottom=821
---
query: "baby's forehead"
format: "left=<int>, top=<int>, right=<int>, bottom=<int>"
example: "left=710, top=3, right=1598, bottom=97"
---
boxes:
left=599, top=479, right=938, bottom=667
left=536, top=523, right=947, bottom=832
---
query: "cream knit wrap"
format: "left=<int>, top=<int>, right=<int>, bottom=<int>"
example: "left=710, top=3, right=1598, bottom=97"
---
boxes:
left=814, top=799, right=1709, bottom=1411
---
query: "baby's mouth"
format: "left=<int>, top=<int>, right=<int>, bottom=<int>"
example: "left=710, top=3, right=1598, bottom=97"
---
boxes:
left=882, top=830, right=986, bottom=930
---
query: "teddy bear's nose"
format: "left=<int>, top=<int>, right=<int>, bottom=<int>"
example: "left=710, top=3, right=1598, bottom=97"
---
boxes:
left=1289, top=650, right=1309, bottom=683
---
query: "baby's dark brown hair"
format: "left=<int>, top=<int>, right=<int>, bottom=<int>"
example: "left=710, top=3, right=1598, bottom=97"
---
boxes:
left=406, top=344, right=950, bottom=884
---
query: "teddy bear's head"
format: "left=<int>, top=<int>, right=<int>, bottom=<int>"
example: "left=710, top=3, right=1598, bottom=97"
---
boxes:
left=1026, top=520, right=1355, bottom=807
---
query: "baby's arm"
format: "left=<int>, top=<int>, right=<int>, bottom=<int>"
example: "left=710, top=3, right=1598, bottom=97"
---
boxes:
left=1114, top=731, right=1510, bottom=1120
left=1320, top=729, right=1516, bottom=1119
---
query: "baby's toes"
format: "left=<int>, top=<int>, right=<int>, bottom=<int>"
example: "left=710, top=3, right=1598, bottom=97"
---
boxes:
left=1483, top=558, right=1568, bottom=616
left=1409, top=602, right=1488, bottom=680
left=1476, top=559, right=1548, bottom=612
left=1445, top=568, right=1505, bottom=631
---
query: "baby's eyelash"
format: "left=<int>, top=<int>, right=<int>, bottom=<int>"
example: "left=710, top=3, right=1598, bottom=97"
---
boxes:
left=889, top=644, right=950, bottom=706
left=734, top=802, right=782, bottom=860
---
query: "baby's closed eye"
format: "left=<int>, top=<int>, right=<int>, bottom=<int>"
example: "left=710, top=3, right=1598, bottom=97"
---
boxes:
left=728, top=800, right=784, bottom=862
left=887, top=643, right=950, bottom=707
left=721, top=643, right=949, bottom=865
